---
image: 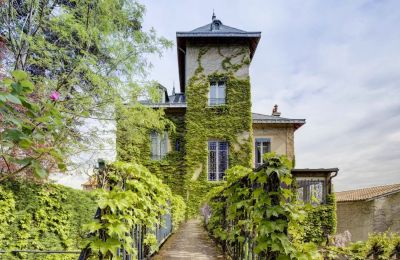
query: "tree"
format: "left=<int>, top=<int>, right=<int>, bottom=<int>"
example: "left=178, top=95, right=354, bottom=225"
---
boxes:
left=0, top=70, right=64, bottom=181
left=0, top=0, right=172, bottom=179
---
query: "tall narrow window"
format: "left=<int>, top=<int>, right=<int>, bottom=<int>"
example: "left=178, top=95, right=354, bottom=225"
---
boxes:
left=208, top=141, right=228, bottom=181
left=255, top=138, right=271, bottom=167
left=150, top=131, right=168, bottom=160
left=209, top=81, right=226, bottom=106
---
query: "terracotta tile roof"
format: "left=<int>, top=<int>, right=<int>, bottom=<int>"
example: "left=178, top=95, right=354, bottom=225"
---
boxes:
left=336, top=183, right=400, bottom=202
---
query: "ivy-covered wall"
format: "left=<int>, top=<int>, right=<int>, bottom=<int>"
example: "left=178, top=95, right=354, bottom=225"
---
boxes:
left=301, top=194, right=337, bottom=244
left=146, top=115, right=187, bottom=197
left=0, top=180, right=97, bottom=259
left=184, top=45, right=253, bottom=216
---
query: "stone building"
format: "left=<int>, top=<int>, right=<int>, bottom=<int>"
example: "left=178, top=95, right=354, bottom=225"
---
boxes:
left=336, top=184, right=400, bottom=241
left=125, top=14, right=338, bottom=215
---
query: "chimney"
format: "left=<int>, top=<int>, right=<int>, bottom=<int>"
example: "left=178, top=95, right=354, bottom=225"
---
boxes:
left=272, top=104, right=281, bottom=117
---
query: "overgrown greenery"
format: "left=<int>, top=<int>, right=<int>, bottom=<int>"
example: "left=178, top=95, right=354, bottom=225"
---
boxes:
left=0, top=71, right=65, bottom=181
left=116, top=104, right=187, bottom=197
left=82, top=161, right=186, bottom=259
left=0, top=180, right=97, bottom=259
left=183, top=46, right=253, bottom=217
left=294, top=194, right=336, bottom=245
left=204, top=153, right=321, bottom=259
left=325, top=232, right=400, bottom=259
left=0, top=0, right=172, bottom=178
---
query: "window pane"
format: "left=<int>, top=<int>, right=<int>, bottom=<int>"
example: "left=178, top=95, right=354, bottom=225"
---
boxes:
left=296, top=179, right=325, bottom=204
left=160, top=131, right=168, bottom=156
left=218, top=148, right=228, bottom=180
left=218, top=82, right=226, bottom=105
left=255, top=142, right=261, bottom=166
left=208, top=146, right=217, bottom=181
left=255, top=139, right=270, bottom=166
left=150, top=132, right=159, bottom=160
left=208, top=141, right=228, bottom=181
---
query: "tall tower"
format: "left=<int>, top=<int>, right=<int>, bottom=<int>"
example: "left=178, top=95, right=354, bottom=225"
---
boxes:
left=176, top=14, right=261, bottom=216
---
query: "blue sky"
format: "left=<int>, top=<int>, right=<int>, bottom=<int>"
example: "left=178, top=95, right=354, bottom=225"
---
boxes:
left=140, top=0, right=400, bottom=191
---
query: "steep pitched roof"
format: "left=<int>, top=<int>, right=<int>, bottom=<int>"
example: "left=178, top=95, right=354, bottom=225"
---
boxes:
left=336, top=183, right=400, bottom=202
left=176, top=14, right=261, bottom=92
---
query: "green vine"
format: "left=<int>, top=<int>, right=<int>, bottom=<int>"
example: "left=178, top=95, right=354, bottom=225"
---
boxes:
left=204, top=153, right=321, bottom=259
left=183, top=46, right=253, bottom=217
left=0, top=180, right=97, bottom=259
left=83, top=161, right=186, bottom=259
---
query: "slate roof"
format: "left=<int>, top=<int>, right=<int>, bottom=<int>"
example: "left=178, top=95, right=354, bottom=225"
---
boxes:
left=252, top=113, right=306, bottom=127
left=177, top=14, right=261, bottom=92
left=336, top=184, right=400, bottom=202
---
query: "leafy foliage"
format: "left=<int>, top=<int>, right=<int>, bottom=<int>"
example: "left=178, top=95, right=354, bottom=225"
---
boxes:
left=0, top=71, right=64, bottom=181
left=184, top=46, right=254, bottom=217
left=0, top=180, right=97, bottom=259
left=204, top=153, right=321, bottom=260
left=0, top=0, right=172, bottom=176
left=83, top=161, right=186, bottom=259
left=325, top=232, right=400, bottom=259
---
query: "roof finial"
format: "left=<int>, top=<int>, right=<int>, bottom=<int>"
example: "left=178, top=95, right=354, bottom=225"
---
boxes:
left=172, top=81, right=176, bottom=95
left=212, top=9, right=216, bottom=21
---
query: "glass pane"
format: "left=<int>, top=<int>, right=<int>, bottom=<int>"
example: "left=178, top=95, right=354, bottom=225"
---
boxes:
left=296, top=180, right=324, bottom=204
left=208, top=149, right=217, bottom=181
left=218, top=149, right=228, bottom=180
left=151, top=132, right=159, bottom=160
left=209, top=141, right=217, bottom=151
left=160, top=132, right=168, bottom=156
left=218, top=82, right=226, bottom=104
left=255, top=142, right=261, bottom=166
left=310, top=182, right=324, bottom=204
left=209, top=82, right=217, bottom=104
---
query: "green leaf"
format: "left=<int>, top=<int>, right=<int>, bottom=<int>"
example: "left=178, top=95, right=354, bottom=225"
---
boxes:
left=20, top=79, right=34, bottom=92
left=12, top=70, right=28, bottom=81
left=3, top=129, right=24, bottom=141
left=32, top=161, right=48, bottom=179
left=19, top=138, right=33, bottom=149
left=5, top=94, right=22, bottom=105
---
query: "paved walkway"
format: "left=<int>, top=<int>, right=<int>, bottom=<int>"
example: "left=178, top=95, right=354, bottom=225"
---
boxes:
left=152, top=219, right=225, bottom=260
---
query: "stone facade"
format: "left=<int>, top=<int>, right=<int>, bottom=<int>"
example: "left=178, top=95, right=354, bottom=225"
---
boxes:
left=253, top=123, right=295, bottom=163
left=185, top=44, right=250, bottom=85
left=336, top=192, right=400, bottom=241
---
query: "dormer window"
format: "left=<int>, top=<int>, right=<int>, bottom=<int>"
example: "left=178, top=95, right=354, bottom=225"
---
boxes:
left=209, top=80, right=226, bottom=106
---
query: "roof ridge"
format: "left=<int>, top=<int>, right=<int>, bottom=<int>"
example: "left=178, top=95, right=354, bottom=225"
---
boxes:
left=336, top=183, right=400, bottom=194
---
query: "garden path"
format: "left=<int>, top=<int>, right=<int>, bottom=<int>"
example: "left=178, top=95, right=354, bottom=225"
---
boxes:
left=151, top=219, right=224, bottom=260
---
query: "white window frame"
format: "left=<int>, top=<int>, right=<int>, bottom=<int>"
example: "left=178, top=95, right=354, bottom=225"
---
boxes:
left=208, top=80, right=226, bottom=106
left=207, top=140, right=229, bottom=181
left=150, top=131, right=168, bottom=160
left=255, top=138, right=271, bottom=167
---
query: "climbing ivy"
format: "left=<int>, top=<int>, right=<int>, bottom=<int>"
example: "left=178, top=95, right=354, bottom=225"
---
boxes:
left=204, top=153, right=321, bottom=259
left=184, top=45, right=253, bottom=217
left=324, top=232, right=400, bottom=259
left=82, top=161, right=186, bottom=259
left=297, top=194, right=337, bottom=245
left=0, top=180, right=97, bottom=259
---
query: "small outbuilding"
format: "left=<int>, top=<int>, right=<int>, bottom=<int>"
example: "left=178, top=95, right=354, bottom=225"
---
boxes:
left=336, top=184, right=400, bottom=241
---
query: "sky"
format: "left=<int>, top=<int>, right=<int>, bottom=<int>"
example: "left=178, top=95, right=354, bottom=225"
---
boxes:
left=54, top=0, right=400, bottom=191
left=138, top=0, right=400, bottom=191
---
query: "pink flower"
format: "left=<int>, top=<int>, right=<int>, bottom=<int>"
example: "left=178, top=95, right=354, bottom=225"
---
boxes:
left=50, top=91, right=60, bottom=101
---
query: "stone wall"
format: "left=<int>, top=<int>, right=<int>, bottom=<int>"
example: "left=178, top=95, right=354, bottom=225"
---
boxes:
left=336, top=200, right=374, bottom=241
left=185, top=43, right=250, bottom=85
left=336, top=192, right=400, bottom=241
left=253, top=123, right=295, bottom=164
